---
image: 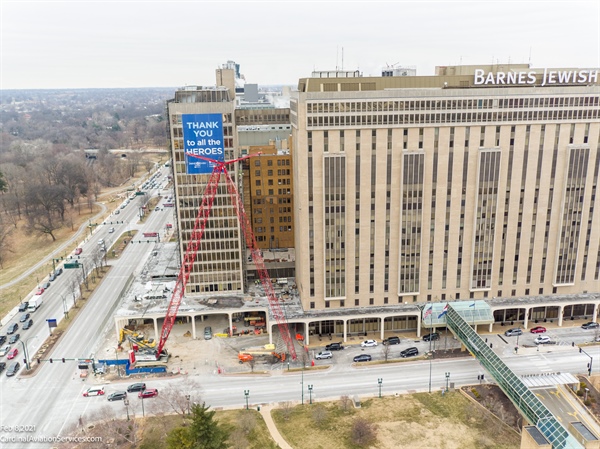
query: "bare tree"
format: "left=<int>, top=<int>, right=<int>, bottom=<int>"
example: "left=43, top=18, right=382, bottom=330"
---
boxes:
left=228, top=427, right=249, bottom=449
left=351, top=417, right=377, bottom=446
left=238, top=410, right=256, bottom=434
left=69, top=275, right=80, bottom=306
left=339, top=395, right=352, bottom=412
left=278, top=401, right=294, bottom=421
left=148, top=377, right=203, bottom=418
left=26, top=209, right=61, bottom=241
left=312, top=404, right=328, bottom=427
left=0, top=217, right=14, bottom=269
left=381, top=343, right=391, bottom=362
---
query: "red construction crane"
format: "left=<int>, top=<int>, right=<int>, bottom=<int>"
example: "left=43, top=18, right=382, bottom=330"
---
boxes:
left=155, top=153, right=297, bottom=361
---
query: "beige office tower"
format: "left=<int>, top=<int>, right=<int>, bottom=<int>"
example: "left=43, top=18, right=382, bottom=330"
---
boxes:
left=167, top=79, right=243, bottom=295
left=291, top=65, right=600, bottom=311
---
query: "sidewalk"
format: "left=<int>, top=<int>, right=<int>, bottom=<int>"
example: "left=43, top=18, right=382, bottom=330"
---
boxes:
left=259, top=404, right=293, bottom=449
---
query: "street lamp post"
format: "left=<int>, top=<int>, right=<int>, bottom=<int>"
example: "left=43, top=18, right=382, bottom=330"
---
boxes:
left=124, top=399, right=130, bottom=421
left=185, top=394, right=191, bottom=415
left=301, top=362, right=305, bottom=405
left=308, top=384, right=313, bottom=404
left=114, top=348, right=121, bottom=378
left=141, top=393, right=145, bottom=417
left=244, top=390, right=249, bottom=410
left=445, top=372, right=450, bottom=392
left=20, top=336, right=38, bottom=370
left=378, top=378, right=383, bottom=398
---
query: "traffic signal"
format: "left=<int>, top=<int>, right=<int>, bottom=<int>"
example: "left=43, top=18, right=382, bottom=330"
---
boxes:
left=37, top=358, right=40, bottom=364
left=62, top=358, right=65, bottom=363
left=49, top=358, right=53, bottom=363
left=579, top=348, right=582, bottom=353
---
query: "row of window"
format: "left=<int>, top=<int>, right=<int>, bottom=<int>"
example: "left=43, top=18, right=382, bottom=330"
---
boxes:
left=255, top=189, right=292, bottom=196
left=254, top=159, right=291, bottom=166
left=254, top=179, right=291, bottom=186
left=306, top=109, right=599, bottom=128
left=306, top=96, right=599, bottom=114
left=255, top=226, right=292, bottom=233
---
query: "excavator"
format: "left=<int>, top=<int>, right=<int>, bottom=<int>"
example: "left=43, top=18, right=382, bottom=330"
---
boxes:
left=119, top=328, right=157, bottom=350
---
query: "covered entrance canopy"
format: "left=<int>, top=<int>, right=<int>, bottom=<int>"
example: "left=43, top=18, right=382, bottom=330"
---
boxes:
left=421, top=300, right=494, bottom=328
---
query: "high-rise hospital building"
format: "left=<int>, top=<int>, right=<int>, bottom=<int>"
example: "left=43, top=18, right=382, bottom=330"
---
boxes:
left=290, top=64, right=600, bottom=311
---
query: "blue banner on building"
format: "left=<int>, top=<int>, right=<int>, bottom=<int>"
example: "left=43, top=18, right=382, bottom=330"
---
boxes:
left=182, top=113, right=225, bottom=174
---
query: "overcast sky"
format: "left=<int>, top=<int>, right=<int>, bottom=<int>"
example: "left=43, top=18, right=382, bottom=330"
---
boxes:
left=1, top=1, right=599, bottom=90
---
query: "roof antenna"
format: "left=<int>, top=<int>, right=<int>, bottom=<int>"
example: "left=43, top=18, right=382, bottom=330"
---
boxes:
left=528, top=47, right=532, bottom=67
left=341, top=47, right=344, bottom=71
left=336, top=45, right=339, bottom=71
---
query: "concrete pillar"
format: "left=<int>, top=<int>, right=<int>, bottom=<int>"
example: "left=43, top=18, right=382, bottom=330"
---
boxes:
left=228, top=313, right=233, bottom=336
left=593, top=303, right=599, bottom=323
left=380, top=317, right=385, bottom=341
left=268, top=323, right=273, bottom=345
left=153, top=318, right=159, bottom=341
left=558, top=305, right=564, bottom=327
left=417, top=313, right=422, bottom=338
left=191, top=315, right=197, bottom=340
left=488, top=322, right=493, bottom=333
left=523, top=308, right=529, bottom=329
left=343, top=320, right=347, bottom=342
left=305, top=322, right=310, bottom=345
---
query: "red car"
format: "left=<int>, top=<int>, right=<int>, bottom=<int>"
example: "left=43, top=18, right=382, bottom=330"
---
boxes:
left=7, top=348, right=19, bottom=360
left=35, top=288, right=45, bottom=295
left=530, top=326, right=546, bottom=334
left=74, top=248, right=83, bottom=255
left=138, top=388, right=158, bottom=399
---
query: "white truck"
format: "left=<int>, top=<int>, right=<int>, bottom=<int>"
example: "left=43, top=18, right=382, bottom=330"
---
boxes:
left=28, top=295, right=43, bottom=312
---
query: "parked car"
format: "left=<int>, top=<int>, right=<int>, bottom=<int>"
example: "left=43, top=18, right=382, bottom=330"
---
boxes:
left=315, top=351, right=333, bottom=360
left=382, top=336, right=400, bottom=345
left=400, top=347, right=419, bottom=358
left=22, top=319, right=33, bottom=330
left=504, top=328, right=523, bottom=337
left=18, top=302, right=28, bottom=312
left=41, top=281, right=51, bottom=290
left=530, top=326, right=546, bottom=334
left=126, top=383, right=146, bottom=393
left=8, top=334, right=20, bottom=344
left=49, top=272, right=56, bottom=282
left=74, top=248, right=83, bottom=255
left=19, top=313, right=30, bottom=322
left=138, top=388, right=158, bottom=399
left=35, top=287, right=45, bottom=295
left=7, top=348, right=18, bottom=360
left=0, top=336, right=5, bottom=346
left=534, top=336, right=551, bottom=345
left=361, top=340, right=378, bottom=347
left=6, top=362, right=20, bottom=377
left=204, top=326, right=212, bottom=340
left=422, top=333, right=440, bottom=342
left=6, top=323, right=18, bottom=335
left=114, top=209, right=120, bottom=215
left=107, top=391, right=127, bottom=401
left=83, top=387, right=105, bottom=397
left=581, top=322, right=599, bottom=330
left=0, top=345, right=11, bottom=357
left=325, top=342, right=344, bottom=351
left=353, top=354, right=372, bottom=363
left=55, top=268, right=63, bottom=276
left=0, top=362, right=5, bottom=374
left=97, top=239, right=104, bottom=246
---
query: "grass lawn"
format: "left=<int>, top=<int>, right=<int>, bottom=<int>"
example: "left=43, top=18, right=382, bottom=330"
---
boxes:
left=137, top=409, right=278, bottom=449
left=272, top=392, right=520, bottom=449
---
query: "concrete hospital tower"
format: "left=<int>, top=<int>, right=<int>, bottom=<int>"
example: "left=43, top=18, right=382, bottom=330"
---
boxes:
left=290, top=64, right=600, bottom=312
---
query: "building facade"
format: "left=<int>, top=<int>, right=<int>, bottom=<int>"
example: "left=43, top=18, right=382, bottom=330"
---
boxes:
left=291, top=65, right=600, bottom=311
left=167, top=84, right=244, bottom=295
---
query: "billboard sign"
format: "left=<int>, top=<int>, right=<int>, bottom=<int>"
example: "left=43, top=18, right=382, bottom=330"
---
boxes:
left=182, top=113, right=225, bottom=174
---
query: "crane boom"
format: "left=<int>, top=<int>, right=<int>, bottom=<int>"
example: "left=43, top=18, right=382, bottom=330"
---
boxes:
left=155, top=167, right=222, bottom=357
left=156, top=153, right=297, bottom=361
